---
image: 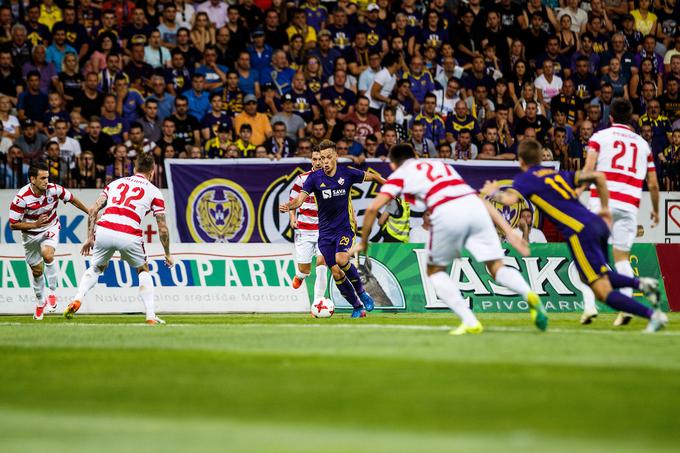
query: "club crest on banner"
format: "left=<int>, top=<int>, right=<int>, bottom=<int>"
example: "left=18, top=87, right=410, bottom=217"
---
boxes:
left=186, top=178, right=255, bottom=242
left=483, top=179, right=536, bottom=229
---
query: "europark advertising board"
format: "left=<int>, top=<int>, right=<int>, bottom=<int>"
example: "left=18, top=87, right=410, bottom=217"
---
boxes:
left=0, top=243, right=672, bottom=315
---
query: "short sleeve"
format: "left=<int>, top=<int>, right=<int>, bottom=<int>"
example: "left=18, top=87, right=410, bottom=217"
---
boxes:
left=9, top=195, right=25, bottom=224
left=290, top=174, right=303, bottom=201
left=56, top=185, right=74, bottom=202
left=380, top=177, right=403, bottom=199
left=151, top=190, right=166, bottom=215
left=346, top=166, right=366, bottom=185
left=511, top=173, right=533, bottom=199
left=301, top=172, right=315, bottom=194
left=587, top=137, right=600, bottom=153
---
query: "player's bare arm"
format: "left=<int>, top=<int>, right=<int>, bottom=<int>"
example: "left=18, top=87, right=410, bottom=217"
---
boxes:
left=646, top=170, right=660, bottom=227
left=350, top=193, right=392, bottom=256
left=364, top=171, right=387, bottom=185
left=156, top=213, right=174, bottom=267
left=69, top=196, right=90, bottom=215
left=81, top=194, right=107, bottom=256
left=289, top=211, right=297, bottom=229
left=483, top=199, right=530, bottom=257
left=9, top=214, right=51, bottom=231
left=575, top=149, right=599, bottom=195
left=481, top=180, right=520, bottom=206
left=279, top=191, right=308, bottom=212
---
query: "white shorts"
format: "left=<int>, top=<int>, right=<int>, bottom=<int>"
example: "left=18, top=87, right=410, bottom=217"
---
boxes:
left=91, top=228, right=147, bottom=269
left=610, top=208, right=637, bottom=252
left=427, top=195, right=504, bottom=266
left=294, top=231, right=321, bottom=264
left=22, top=224, right=59, bottom=267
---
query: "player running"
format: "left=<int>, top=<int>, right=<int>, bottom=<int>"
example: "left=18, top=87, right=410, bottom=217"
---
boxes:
left=485, top=139, right=666, bottom=332
left=64, top=154, right=173, bottom=325
left=352, top=144, right=548, bottom=335
left=289, top=149, right=328, bottom=301
left=580, top=98, right=661, bottom=326
left=8, top=162, right=88, bottom=320
left=280, top=140, right=385, bottom=318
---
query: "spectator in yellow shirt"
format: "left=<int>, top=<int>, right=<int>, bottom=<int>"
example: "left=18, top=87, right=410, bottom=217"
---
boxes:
left=39, top=0, right=62, bottom=31
left=286, top=8, right=317, bottom=50
left=233, top=94, right=273, bottom=146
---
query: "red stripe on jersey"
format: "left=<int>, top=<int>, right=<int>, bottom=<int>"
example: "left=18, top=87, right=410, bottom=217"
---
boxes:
left=9, top=203, right=24, bottom=214
left=104, top=206, right=142, bottom=223
left=602, top=171, right=644, bottom=188
left=298, top=208, right=318, bottom=217
left=151, top=198, right=165, bottom=209
left=648, top=166, right=656, bottom=172
left=590, top=189, right=640, bottom=207
left=292, top=184, right=301, bottom=191
left=297, top=220, right=318, bottom=230
left=588, top=140, right=600, bottom=152
left=9, top=218, right=19, bottom=224
left=97, top=220, right=143, bottom=237
left=404, top=194, right=416, bottom=204
left=385, top=178, right=404, bottom=188
left=425, top=179, right=465, bottom=201
left=429, top=192, right=476, bottom=211
left=647, top=153, right=654, bottom=162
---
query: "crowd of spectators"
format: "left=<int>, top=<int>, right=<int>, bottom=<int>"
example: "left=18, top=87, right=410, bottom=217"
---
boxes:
left=0, top=0, right=679, bottom=190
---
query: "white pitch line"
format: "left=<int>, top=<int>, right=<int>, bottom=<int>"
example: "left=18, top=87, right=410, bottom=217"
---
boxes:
left=0, top=321, right=679, bottom=336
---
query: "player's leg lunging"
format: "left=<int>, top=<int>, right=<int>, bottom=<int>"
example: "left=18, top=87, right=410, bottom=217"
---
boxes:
left=338, top=258, right=374, bottom=311
left=30, top=263, right=46, bottom=321
left=427, top=267, right=481, bottom=335
left=65, top=266, right=103, bottom=319
left=139, top=269, right=164, bottom=325
left=331, top=265, right=365, bottom=318
left=487, top=260, right=548, bottom=332
left=612, top=248, right=635, bottom=326
left=42, top=246, right=59, bottom=312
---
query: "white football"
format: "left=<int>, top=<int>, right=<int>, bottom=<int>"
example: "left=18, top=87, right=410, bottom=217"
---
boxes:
left=311, top=298, right=335, bottom=318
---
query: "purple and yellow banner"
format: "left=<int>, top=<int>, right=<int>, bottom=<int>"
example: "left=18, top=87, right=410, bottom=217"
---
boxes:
left=165, top=158, right=531, bottom=243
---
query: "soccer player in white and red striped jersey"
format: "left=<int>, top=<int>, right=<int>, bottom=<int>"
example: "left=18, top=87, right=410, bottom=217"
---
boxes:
left=64, top=154, right=173, bottom=325
left=8, top=162, right=89, bottom=320
left=581, top=98, right=661, bottom=326
left=288, top=149, right=328, bottom=300
left=352, top=144, right=548, bottom=335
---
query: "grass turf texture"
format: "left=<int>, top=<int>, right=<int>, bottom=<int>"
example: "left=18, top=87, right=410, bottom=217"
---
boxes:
left=1, top=313, right=679, bottom=452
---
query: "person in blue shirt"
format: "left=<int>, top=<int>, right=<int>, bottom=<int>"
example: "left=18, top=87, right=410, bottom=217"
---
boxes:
left=182, top=73, right=211, bottom=122
left=195, top=46, right=228, bottom=93
left=281, top=139, right=385, bottom=318
left=45, top=28, right=76, bottom=71
left=484, top=138, right=667, bottom=332
left=260, top=50, right=296, bottom=95
left=248, top=28, right=274, bottom=75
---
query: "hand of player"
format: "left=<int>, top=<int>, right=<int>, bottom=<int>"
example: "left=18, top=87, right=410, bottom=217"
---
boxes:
left=481, top=180, right=499, bottom=197
left=33, top=214, right=50, bottom=228
left=164, top=254, right=174, bottom=268
left=290, top=217, right=297, bottom=229
left=598, top=208, right=613, bottom=229
left=507, top=232, right=530, bottom=257
left=348, top=242, right=366, bottom=256
left=279, top=203, right=290, bottom=213
left=650, top=210, right=659, bottom=228
left=80, top=239, right=94, bottom=256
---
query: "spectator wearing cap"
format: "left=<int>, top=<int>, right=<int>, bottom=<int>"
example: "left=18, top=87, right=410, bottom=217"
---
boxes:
left=360, top=3, right=388, bottom=55
left=265, top=121, right=297, bottom=159
left=197, top=0, right=229, bottom=30
left=16, top=119, right=48, bottom=163
left=248, top=27, right=275, bottom=75
left=204, top=123, right=233, bottom=159
left=271, top=93, right=306, bottom=141
left=233, top=94, right=273, bottom=146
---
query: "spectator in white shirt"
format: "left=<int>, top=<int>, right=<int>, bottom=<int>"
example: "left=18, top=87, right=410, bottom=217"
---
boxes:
left=197, top=0, right=229, bottom=29
left=534, top=60, right=563, bottom=113
left=51, top=119, right=81, bottom=169
left=513, top=208, right=547, bottom=243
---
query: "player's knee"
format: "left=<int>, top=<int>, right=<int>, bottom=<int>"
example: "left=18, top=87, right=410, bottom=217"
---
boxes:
left=298, top=262, right=311, bottom=274
left=42, top=250, right=54, bottom=263
left=330, top=266, right=344, bottom=280
left=31, top=266, right=43, bottom=278
left=484, top=260, right=503, bottom=279
left=316, top=255, right=326, bottom=267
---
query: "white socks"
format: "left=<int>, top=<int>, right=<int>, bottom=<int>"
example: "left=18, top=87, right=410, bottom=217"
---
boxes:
left=75, top=266, right=102, bottom=301
left=314, top=265, right=328, bottom=299
left=32, top=274, right=45, bottom=306
left=295, top=270, right=310, bottom=280
left=494, top=266, right=532, bottom=299
left=44, top=260, right=58, bottom=292
left=615, top=260, right=634, bottom=298
left=138, top=271, right=156, bottom=320
left=429, top=271, right=478, bottom=326
left=579, top=283, right=598, bottom=313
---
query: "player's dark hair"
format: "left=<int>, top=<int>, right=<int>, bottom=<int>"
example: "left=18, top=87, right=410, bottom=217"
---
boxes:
left=135, top=153, right=155, bottom=174
left=518, top=139, right=542, bottom=166
left=29, top=162, right=48, bottom=178
left=389, top=143, right=416, bottom=166
left=610, top=98, right=633, bottom=124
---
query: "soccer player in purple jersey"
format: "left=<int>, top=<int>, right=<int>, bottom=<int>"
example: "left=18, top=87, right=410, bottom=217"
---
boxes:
left=484, top=139, right=667, bottom=332
left=280, top=140, right=386, bottom=318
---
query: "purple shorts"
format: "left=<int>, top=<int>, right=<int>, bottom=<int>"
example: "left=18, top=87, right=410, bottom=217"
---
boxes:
left=318, top=229, right=354, bottom=268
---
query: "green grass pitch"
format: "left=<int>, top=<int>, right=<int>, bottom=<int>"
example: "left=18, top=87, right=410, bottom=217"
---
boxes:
left=1, top=312, right=679, bottom=452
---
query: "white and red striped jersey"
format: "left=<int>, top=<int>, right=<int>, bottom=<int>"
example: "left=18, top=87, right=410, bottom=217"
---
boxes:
left=587, top=123, right=655, bottom=213
left=97, top=174, right=165, bottom=238
left=9, top=183, right=73, bottom=234
left=290, top=170, right=319, bottom=234
left=380, top=159, right=476, bottom=210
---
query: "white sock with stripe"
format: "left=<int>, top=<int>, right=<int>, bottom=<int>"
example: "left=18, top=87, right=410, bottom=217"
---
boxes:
left=578, top=281, right=598, bottom=313
left=44, top=260, right=59, bottom=292
left=614, top=260, right=634, bottom=298
left=494, top=265, right=532, bottom=299
left=314, top=265, right=328, bottom=299
left=32, top=274, right=45, bottom=306
left=75, top=267, right=102, bottom=301
left=139, top=271, right=156, bottom=320
left=295, top=271, right=310, bottom=280
left=429, top=271, right=477, bottom=326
